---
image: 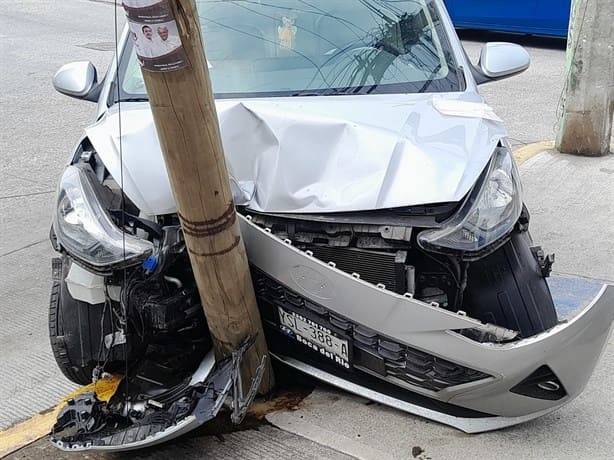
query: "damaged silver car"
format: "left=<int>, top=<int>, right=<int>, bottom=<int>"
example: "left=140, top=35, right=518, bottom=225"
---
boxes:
left=48, top=0, right=614, bottom=452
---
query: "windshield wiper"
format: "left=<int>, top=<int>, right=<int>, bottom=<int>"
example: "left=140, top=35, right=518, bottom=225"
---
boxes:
left=290, top=88, right=349, bottom=97
left=117, top=97, right=149, bottom=103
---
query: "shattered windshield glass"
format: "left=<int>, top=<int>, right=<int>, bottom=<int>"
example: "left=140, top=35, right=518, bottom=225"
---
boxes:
left=119, top=0, right=462, bottom=99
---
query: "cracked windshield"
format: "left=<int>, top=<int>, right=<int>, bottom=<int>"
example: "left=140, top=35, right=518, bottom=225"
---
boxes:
left=120, top=0, right=461, bottom=99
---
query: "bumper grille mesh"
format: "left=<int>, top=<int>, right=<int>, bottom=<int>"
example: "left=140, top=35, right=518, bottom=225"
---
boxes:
left=253, top=270, right=491, bottom=392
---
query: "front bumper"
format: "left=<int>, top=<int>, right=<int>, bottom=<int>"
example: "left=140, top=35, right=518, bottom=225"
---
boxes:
left=51, top=352, right=233, bottom=452
left=239, top=215, right=614, bottom=433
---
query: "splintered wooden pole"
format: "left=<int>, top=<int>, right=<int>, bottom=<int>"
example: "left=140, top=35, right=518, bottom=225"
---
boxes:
left=137, top=0, right=273, bottom=393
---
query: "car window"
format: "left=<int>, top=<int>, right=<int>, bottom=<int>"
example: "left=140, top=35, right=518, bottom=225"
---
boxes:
left=118, top=0, right=462, bottom=100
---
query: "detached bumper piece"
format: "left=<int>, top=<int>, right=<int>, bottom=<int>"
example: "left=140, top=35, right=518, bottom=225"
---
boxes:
left=51, top=354, right=232, bottom=452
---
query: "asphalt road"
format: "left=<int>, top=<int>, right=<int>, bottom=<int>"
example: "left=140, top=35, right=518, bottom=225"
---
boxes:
left=1, top=1, right=613, bottom=458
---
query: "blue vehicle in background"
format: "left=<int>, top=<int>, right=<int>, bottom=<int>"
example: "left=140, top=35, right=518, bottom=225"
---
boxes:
left=443, top=0, right=571, bottom=37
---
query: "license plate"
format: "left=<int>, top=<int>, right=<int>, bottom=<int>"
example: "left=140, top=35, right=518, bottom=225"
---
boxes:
left=278, top=307, right=350, bottom=369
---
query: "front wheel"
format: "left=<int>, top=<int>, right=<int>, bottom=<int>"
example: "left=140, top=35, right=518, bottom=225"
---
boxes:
left=49, top=257, right=102, bottom=385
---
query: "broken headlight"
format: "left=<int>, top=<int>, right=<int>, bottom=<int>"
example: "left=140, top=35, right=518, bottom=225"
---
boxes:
left=418, top=145, right=522, bottom=254
left=53, top=165, right=153, bottom=270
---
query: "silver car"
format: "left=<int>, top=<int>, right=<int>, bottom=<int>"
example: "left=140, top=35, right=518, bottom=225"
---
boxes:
left=48, top=0, right=614, bottom=452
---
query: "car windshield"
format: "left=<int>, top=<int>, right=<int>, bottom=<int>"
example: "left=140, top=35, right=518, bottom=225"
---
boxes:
left=117, top=0, right=462, bottom=100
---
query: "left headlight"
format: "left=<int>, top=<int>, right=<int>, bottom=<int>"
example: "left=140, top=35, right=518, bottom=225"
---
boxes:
left=53, top=165, right=153, bottom=270
left=418, top=145, right=522, bottom=254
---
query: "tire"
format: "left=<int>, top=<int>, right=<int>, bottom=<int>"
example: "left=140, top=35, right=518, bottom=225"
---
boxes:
left=49, top=257, right=97, bottom=385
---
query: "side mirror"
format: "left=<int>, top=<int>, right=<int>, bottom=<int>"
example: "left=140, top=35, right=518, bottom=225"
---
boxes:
left=478, top=42, right=530, bottom=80
left=53, top=61, right=98, bottom=100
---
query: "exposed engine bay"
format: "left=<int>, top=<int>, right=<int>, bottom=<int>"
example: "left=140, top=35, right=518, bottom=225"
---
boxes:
left=246, top=208, right=557, bottom=339
left=49, top=151, right=265, bottom=451
left=50, top=252, right=231, bottom=450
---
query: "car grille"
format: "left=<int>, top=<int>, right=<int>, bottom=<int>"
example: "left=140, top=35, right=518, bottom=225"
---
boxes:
left=305, top=246, right=407, bottom=294
left=253, top=270, right=491, bottom=392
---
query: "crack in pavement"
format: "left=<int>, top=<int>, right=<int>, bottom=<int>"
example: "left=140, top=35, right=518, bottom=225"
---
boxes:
left=0, top=190, right=55, bottom=200
left=3, top=171, right=54, bottom=187
left=0, top=239, right=47, bottom=259
left=552, top=270, right=614, bottom=285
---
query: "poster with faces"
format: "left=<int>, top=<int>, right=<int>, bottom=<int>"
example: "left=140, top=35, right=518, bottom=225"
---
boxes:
left=123, top=0, right=188, bottom=72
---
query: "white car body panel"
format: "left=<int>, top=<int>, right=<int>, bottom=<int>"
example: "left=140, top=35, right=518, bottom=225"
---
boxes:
left=86, top=94, right=505, bottom=216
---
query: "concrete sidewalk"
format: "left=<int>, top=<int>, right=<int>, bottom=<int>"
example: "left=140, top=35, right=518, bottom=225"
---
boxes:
left=520, top=149, right=614, bottom=283
left=5, top=147, right=613, bottom=460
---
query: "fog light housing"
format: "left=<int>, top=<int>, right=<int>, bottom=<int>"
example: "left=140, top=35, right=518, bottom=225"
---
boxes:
left=510, top=365, right=567, bottom=401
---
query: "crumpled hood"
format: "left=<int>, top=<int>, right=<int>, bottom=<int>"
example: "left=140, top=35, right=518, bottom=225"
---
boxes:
left=86, top=93, right=506, bottom=216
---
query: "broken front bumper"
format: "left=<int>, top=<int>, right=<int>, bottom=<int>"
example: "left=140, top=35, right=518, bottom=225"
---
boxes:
left=240, top=215, right=614, bottom=433
left=51, top=335, right=266, bottom=453
left=50, top=352, right=231, bottom=452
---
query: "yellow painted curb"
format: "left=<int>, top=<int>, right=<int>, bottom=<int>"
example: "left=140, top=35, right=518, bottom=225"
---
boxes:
left=513, top=141, right=613, bottom=164
left=513, top=140, right=555, bottom=166
left=0, top=376, right=122, bottom=458
left=0, top=409, right=58, bottom=458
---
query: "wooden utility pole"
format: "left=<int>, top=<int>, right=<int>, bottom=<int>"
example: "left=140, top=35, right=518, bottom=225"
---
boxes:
left=556, top=0, right=614, bottom=156
left=128, top=0, right=273, bottom=393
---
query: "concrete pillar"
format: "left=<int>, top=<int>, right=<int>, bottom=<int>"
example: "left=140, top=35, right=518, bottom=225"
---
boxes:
left=556, top=0, right=614, bottom=156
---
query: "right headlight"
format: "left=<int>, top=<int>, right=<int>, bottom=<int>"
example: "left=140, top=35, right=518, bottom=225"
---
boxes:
left=418, top=145, right=522, bottom=254
left=53, top=165, right=153, bottom=271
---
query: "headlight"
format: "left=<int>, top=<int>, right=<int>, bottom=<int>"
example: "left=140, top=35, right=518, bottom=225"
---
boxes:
left=418, top=145, right=522, bottom=254
left=53, top=165, right=153, bottom=270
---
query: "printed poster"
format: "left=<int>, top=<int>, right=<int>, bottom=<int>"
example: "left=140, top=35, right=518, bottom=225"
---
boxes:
left=122, top=0, right=188, bottom=72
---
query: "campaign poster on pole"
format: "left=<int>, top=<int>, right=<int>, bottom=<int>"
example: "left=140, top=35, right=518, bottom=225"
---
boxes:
left=122, top=0, right=189, bottom=72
